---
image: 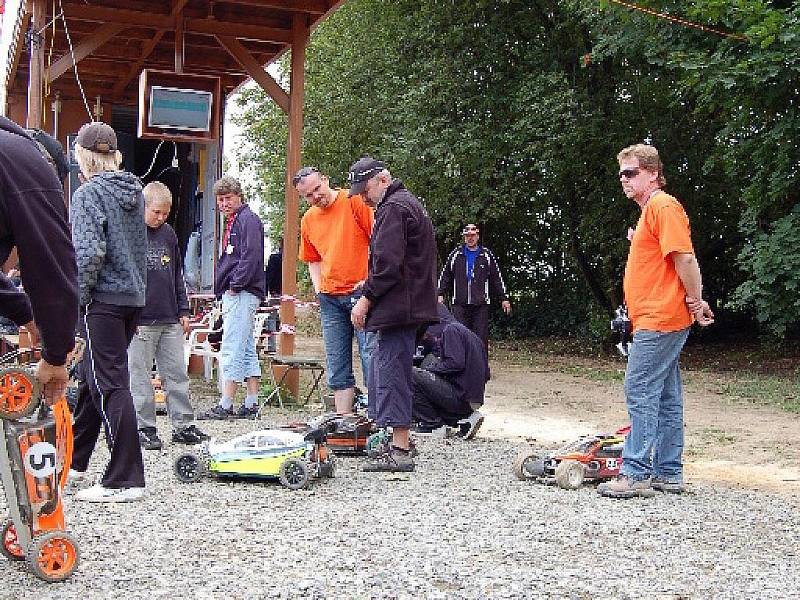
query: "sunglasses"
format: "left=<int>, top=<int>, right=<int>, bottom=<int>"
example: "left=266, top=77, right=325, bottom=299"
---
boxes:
left=292, top=166, right=319, bottom=186
left=462, top=228, right=479, bottom=235
left=618, top=168, right=641, bottom=179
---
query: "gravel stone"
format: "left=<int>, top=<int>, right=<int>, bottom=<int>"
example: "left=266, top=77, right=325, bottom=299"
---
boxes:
left=1, top=395, right=798, bottom=599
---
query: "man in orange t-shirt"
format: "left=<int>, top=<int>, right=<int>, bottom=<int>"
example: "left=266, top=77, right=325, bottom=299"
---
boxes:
left=599, top=144, right=714, bottom=500
left=295, top=167, right=375, bottom=414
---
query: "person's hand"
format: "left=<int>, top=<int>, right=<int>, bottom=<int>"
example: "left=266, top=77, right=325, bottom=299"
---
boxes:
left=686, top=296, right=714, bottom=326
left=180, top=316, right=191, bottom=335
left=437, top=295, right=445, bottom=304
left=35, top=359, right=69, bottom=405
left=501, top=300, right=511, bottom=315
left=351, top=296, right=371, bottom=330
left=21, top=320, right=40, bottom=347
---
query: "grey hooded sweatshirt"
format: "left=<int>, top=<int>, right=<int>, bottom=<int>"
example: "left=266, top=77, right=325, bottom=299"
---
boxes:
left=70, top=170, right=147, bottom=307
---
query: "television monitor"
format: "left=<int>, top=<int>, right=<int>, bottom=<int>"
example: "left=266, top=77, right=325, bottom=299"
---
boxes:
left=148, top=86, right=213, bottom=132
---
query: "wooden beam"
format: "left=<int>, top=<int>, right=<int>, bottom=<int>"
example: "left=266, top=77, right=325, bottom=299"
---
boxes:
left=47, top=23, right=126, bottom=83
left=175, top=18, right=185, bottom=73
left=62, top=4, right=173, bottom=28
left=112, top=31, right=165, bottom=97
left=280, top=12, right=309, bottom=377
left=221, top=0, right=328, bottom=15
left=216, top=35, right=288, bottom=113
left=187, top=18, right=290, bottom=44
left=27, top=0, right=46, bottom=128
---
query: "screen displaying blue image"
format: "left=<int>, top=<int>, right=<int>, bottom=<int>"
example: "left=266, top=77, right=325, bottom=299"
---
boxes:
left=149, top=86, right=213, bottom=131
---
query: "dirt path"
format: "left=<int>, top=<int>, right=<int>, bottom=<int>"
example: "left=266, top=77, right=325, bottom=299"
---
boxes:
left=291, top=327, right=800, bottom=497
left=484, top=358, right=800, bottom=497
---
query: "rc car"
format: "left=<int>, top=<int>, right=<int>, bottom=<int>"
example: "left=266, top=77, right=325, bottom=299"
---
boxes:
left=513, top=425, right=630, bottom=490
left=174, top=425, right=335, bottom=490
left=1, top=344, right=84, bottom=582
left=284, top=412, right=377, bottom=455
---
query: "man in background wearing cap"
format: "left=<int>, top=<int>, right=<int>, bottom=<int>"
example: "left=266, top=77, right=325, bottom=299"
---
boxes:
left=69, top=121, right=148, bottom=503
left=0, top=116, right=78, bottom=404
left=349, top=157, right=438, bottom=473
left=294, top=166, right=375, bottom=414
left=437, top=224, right=511, bottom=349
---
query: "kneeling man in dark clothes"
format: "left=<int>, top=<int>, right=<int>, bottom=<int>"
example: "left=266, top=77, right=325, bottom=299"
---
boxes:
left=412, top=304, right=488, bottom=439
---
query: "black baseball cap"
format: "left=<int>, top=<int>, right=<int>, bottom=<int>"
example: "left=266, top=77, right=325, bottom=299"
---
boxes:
left=347, top=157, right=385, bottom=196
left=76, top=121, right=117, bottom=154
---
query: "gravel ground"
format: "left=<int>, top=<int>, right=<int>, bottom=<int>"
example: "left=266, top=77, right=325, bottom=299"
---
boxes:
left=2, top=394, right=799, bottom=599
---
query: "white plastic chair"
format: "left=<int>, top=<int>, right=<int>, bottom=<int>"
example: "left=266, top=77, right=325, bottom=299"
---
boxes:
left=186, top=304, right=223, bottom=385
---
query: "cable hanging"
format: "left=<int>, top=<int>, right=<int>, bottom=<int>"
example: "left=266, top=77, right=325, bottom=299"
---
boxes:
left=608, top=0, right=749, bottom=41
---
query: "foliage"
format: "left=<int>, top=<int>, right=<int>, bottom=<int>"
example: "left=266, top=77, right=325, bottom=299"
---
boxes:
left=233, top=0, right=800, bottom=341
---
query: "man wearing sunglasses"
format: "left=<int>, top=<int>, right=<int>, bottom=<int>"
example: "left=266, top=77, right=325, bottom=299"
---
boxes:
left=294, top=166, right=375, bottom=415
left=348, top=157, right=438, bottom=473
left=599, top=144, right=714, bottom=500
left=437, top=224, right=511, bottom=349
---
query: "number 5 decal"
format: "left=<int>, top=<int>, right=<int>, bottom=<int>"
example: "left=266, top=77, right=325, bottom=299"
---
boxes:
left=24, top=442, right=58, bottom=477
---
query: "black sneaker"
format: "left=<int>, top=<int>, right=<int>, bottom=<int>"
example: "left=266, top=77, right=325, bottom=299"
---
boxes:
left=233, top=404, right=259, bottom=419
left=362, top=447, right=415, bottom=473
left=138, top=427, right=163, bottom=450
left=172, top=424, right=211, bottom=445
left=197, top=405, right=234, bottom=420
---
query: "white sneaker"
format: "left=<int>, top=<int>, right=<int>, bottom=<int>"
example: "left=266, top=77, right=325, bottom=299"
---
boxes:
left=65, top=469, right=90, bottom=494
left=457, top=410, right=485, bottom=440
left=75, top=483, right=145, bottom=503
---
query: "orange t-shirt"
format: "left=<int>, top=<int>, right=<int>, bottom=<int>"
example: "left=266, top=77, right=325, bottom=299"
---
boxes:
left=299, top=189, right=373, bottom=294
left=623, top=192, right=695, bottom=333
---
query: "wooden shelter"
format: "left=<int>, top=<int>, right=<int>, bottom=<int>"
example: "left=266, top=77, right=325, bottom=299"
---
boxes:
left=1, top=0, right=346, bottom=374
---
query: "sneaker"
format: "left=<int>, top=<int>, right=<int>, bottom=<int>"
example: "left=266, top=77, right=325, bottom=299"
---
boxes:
left=412, top=424, right=454, bottom=438
left=66, top=468, right=91, bottom=493
left=233, top=404, right=259, bottom=419
left=75, top=483, right=145, bottom=503
left=456, top=410, right=485, bottom=440
left=197, top=405, right=234, bottom=420
left=172, top=424, right=211, bottom=445
left=652, top=477, right=686, bottom=494
left=362, top=447, right=415, bottom=473
left=597, top=474, right=656, bottom=499
left=138, top=427, right=163, bottom=450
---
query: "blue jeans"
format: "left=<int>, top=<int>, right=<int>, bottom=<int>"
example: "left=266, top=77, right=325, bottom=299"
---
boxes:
left=318, top=291, right=376, bottom=390
left=220, top=291, right=262, bottom=383
left=621, top=327, right=691, bottom=482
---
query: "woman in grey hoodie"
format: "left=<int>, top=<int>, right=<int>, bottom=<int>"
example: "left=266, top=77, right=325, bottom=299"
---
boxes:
left=68, top=121, right=148, bottom=503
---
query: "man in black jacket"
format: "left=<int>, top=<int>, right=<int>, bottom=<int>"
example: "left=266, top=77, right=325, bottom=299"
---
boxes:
left=350, top=157, right=438, bottom=473
left=412, top=304, right=489, bottom=439
left=0, top=116, right=78, bottom=404
left=438, top=223, right=511, bottom=348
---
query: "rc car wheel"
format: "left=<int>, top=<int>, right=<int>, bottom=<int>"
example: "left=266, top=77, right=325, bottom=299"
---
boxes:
left=0, top=368, right=40, bottom=419
left=279, top=458, right=309, bottom=490
left=174, top=453, right=207, bottom=483
left=554, top=459, right=585, bottom=490
left=25, top=530, right=80, bottom=582
left=512, top=448, right=544, bottom=481
left=1, top=518, right=25, bottom=561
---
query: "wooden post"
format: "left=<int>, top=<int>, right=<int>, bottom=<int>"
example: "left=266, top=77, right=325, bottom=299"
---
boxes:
left=174, top=15, right=185, bottom=74
left=280, top=13, right=308, bottom=399
left=27, top=0, right=45, bottom=129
